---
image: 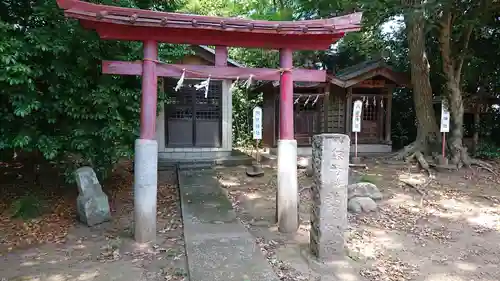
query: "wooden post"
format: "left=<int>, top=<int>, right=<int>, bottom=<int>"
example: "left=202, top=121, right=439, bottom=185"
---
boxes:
left=323, top=84, right=330, bottom=133
left=442, top=132, right=446, bottom=160
left=345, top=88, right=353, bottom=138
left=215, top=46, right=228, bottom=66
left=140, top=40, right=159, bottom=139
left=277, top=48, right=298, bottom=233
left=377, top=95, right=384, bottom=142
left=385, top=89, right=393, bottom=144
left=279, top=49, right=294, bottom=140
left=135, top=40, right=159, bottom=244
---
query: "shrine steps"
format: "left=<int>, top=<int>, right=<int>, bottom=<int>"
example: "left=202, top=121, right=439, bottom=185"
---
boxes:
left=158, top=150, right=253, bottom=170
left=177, top=169, right=279, bottom=281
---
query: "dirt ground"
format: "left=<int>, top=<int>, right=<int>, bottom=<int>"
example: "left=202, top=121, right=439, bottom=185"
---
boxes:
left=0, top=159, right=186, bottom=281
left=2, top=155, right=500, bottom=281
left=215, top=160, right=500, bottom=281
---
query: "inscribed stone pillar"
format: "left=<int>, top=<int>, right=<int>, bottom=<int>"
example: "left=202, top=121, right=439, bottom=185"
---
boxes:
left=310, top=134, right=350, bottom=261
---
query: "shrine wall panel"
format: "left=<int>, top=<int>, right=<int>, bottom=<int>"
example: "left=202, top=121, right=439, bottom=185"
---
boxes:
left=326, top=87, right=346, bottom=134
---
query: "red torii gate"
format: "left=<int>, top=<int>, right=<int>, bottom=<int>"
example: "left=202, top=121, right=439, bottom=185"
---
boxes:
left=56, top=0, right=362, bottom=243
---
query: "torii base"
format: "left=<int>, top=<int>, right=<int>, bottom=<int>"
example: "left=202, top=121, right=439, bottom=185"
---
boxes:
left=133, top=139, right=158, bottom=243
left=276, top=139, right=299, bottom=233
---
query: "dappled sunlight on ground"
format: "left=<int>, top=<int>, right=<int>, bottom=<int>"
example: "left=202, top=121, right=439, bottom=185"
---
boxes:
left=217, top=161, right=500, bottom=281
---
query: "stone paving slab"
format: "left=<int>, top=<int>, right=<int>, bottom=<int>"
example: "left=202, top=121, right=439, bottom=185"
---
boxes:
left=178, top=170, right=279, bottom=281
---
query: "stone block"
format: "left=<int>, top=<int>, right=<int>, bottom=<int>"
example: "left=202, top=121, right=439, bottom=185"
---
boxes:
left=277, top=139, right=298, bottom=233
left=347, top=182, right=383, bottom=200
left=310, top=134, right=350, bottom=261
left=297, top=156, right=310, bottom=169
left=347, top=197, right=377, bottom=214
left=75, top=166, right=111, bottom=226
left=351, top=156, right=362, bottom=164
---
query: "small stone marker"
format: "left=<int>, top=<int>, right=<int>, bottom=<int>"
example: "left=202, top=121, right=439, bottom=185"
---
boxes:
left=347, top=197, right=377, bottom=213
left=75, top=166, right=111, bottom=226
left=310, top=134, right=350, bottom=261
left=347, top=182, right=383, bottom=200
left=347, top=182, right=382, bottom=214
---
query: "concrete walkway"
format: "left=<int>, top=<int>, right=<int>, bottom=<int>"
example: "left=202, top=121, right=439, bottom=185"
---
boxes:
left=178, top=169, right=279, bottom=281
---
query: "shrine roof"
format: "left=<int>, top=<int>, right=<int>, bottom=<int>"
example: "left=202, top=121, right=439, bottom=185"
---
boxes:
left=192, top=45, right=244, bottom=68
left=56, top=0, right=362, bottom=50
left=329, top=59, right=410, bottom=87
left=254, top=59, right=409, bottom=92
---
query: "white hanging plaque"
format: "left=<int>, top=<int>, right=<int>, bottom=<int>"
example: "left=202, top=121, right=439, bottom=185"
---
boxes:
left=352, top=100, right=363, bottom=133
left=253, top=106, right=263, bottom=140
left=440, top=100, right=450, bottom=133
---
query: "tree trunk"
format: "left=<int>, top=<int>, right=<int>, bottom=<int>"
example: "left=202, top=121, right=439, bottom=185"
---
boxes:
left=447, top=80, right=465, bottom=165
left=438, top=8, right=473, bottom=166
left=402, top=9, right=441, bottom=157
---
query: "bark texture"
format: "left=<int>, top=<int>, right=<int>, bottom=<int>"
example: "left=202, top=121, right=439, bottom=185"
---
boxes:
left=438, top=7, right=473, bottom=166
left=400, top=8, right=440, bottom=158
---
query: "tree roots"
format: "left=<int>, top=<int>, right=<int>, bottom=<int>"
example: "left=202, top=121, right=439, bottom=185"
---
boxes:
left=469, top=158, right=499, bottom=177
left=393, top=141, right=498, bottom=177
left=391, top=141, right=434, bottom=176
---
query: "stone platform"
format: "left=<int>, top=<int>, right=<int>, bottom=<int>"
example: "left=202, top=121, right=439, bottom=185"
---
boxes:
left=159, top=150, right=253, bottom=170
left=177, top=169, right=279, bottom=281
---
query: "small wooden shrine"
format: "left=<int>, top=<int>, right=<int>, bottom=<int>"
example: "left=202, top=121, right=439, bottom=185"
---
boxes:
left=259, top=59, right=409, bottom=154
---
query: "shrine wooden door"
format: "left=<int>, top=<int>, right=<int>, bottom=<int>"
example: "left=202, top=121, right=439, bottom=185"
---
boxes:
left=293, top=97, right=321, bottom=146
left=359, top=101, right=380, bottom=143
left=164, top=79, right=222, bottom=147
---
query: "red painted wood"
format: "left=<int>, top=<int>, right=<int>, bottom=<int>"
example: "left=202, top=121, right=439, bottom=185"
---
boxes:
left=84, top=21, right=343, bottom=50
left=57, top=0, right=362, bottom=36
left=140, top=40, right=158, bottom=140
left=102, top=61, right=327, bottom=82
left=67, top=11, right=361, bottom=35
left=279, top=48, right=294, bottom=140
left=215, top=46, right=228, bottom=66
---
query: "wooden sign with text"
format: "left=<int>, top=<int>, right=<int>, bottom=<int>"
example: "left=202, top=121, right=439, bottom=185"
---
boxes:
left=253, top=106, right=263, bottom=140
left=352, top=100, right=363, bottom=133
left=356, top=79, right=386, bottom=88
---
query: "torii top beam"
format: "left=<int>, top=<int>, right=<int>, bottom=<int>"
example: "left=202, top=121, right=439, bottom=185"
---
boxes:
left=56, top=0, right=362, bottom=50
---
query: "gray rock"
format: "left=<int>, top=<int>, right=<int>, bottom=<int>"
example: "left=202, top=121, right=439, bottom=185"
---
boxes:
left=348, top=169, right=361, bottom=185
left=305, top=160, right=314, bottom=177
left=75, top=166, right=111, bottom=226
left=347, top=197, right=377, bottom=213
left=297, top=157, right=310, bottom=169
left=347, top=182, right=383, bottom=201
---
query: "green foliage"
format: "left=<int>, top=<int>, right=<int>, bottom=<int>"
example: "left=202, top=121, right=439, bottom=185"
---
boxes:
left=359, top=174, right=380, bottom=185
left=232, top=85, right=263, bottom=146
left=1, top=0, right=499, bottom=179
left=476, top=141, right=500, bottom=160
left=10, top=195, right=45, bottom=220
left=178, top=0, right=240, bottom=16
left=0, top=0, right=188, bottom=181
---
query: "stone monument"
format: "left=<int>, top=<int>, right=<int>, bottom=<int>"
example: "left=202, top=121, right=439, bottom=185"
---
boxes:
left=310, top=134, right=350, bottom=261
left=75, top=166, right=111, bottom=226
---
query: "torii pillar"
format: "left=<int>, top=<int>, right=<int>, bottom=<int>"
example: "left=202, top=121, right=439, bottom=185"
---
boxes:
left=54, top=0, right=363, bottom=243
left=134, top=40, right=159, bottom=243
left=276, top=48, right=299, bottom=233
